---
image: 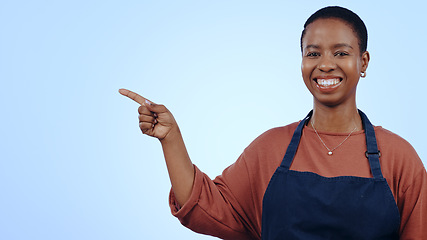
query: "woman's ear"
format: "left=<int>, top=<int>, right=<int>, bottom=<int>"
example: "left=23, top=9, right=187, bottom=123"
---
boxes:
left=361, top=51, right=370, bottom=73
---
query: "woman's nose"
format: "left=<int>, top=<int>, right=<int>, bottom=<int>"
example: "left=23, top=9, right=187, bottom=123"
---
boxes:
left=317, top=55, right=336, bottom=72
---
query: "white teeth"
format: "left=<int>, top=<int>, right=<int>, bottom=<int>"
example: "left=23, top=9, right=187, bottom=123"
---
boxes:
left=317, top=78, right=340, bottom=87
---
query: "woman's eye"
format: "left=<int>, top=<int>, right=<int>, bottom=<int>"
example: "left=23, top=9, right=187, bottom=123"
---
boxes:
left=335, top=52, right=349, bottom=57
left=307, top=52, right=320, bottom=57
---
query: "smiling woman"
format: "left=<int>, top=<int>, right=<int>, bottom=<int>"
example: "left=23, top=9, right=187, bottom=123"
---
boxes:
left=120, top=6, right=426, bottom=240
left=301, top=17, right=370, bottom=129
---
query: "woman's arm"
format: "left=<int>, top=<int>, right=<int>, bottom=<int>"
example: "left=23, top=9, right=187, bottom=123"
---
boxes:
left=119, top=88, right=259, bottom=239
left=119, top=88, right=194, bottom=207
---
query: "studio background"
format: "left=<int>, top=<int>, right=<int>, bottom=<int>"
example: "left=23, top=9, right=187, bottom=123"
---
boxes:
left=1, top=1, right=426, bottom=239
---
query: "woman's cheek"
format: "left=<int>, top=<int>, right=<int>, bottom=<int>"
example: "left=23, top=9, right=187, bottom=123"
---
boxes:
left=301, top=60, right=314, bottom=84
left=301, top=60, right=308, bottom=78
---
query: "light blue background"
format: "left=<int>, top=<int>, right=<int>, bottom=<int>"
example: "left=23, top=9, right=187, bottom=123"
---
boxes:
left=1, top=1, right=426, bottom=239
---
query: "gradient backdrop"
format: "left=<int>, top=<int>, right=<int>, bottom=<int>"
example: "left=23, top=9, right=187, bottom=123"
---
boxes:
left=1, top=1, right=426, bottom=239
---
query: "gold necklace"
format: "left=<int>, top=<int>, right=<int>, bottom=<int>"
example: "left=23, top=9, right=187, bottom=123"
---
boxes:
left=311, top=120, right=357, bottom=156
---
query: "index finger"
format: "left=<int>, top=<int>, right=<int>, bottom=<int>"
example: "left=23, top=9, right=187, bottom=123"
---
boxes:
left=119, top=88, right=151, bottom=105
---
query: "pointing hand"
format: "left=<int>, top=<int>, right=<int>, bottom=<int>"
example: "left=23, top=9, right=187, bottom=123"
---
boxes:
left=119, top=89, right=178, bottom=141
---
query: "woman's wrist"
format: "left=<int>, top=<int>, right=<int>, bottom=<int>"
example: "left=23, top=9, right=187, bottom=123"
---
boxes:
left=159, top=125, right=182, bottom=145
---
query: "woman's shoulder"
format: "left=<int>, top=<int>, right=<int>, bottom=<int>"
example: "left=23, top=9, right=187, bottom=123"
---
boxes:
left=244, top=122, right=300, bottom=153
left=255, top=122, right=299, bottom=142
left=374, top=126, right=424, bottom=180
left=374, top=126, right=417, bottom=153
left=237, top=122, right=301, bottom=179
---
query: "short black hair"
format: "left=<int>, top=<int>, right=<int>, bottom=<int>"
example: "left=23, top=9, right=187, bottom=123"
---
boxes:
left=300, top=6, right=368, bottom=55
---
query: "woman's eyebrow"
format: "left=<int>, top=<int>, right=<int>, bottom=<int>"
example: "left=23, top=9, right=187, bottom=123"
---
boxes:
left=334, top=43, right=353, bottom=49
left=305, top=44, right=320, bottom=50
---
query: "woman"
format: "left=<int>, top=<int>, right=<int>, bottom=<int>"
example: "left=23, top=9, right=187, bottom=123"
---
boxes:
left=119, top=6, right=426, bottom=239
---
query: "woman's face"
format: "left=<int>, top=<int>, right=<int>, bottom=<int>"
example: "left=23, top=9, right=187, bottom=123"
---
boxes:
left=301, top=18, right=369, bottom=108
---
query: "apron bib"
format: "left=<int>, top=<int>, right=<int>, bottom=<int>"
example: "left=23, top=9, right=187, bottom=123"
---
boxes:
left=261, top=110, right=400, bottom=240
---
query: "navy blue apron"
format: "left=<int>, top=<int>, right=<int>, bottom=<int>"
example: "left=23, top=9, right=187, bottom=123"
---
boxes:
left=261, top=110, right=400, bottom=240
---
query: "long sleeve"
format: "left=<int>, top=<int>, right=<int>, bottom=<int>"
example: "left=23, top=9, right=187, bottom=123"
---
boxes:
left=169, top=160, right=259, bottom=240
left=374, top=128, right=427, bottom=239
left=168, top=125, right=298, bottom=240
left=398, top=169, right=427, bottom=239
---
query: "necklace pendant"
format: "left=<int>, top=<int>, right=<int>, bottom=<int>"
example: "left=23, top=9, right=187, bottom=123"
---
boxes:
left=328, top=151, right=333, bottom=156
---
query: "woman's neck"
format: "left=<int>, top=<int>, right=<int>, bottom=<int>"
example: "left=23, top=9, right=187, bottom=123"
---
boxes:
left=309, top=102, right=363, bottom=133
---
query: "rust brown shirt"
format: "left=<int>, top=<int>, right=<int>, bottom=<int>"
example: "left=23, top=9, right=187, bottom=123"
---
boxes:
left=170, top=122, right=427, bottom=240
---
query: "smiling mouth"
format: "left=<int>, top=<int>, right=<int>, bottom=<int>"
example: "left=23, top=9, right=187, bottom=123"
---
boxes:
left=314, top=78, right=342, bottom=88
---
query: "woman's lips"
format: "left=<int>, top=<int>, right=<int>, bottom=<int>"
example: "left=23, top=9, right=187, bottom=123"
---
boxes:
left=314, top=78, right=342, bottom=92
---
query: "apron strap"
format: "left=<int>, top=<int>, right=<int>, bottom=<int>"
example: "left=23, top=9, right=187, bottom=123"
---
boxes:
left=359, top=110, right=384, bottom=179
left=280, top=111, right=312, bottom=169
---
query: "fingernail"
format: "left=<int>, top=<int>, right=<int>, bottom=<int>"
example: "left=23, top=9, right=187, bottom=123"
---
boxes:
left=145, top=99, right=151, bottom=106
